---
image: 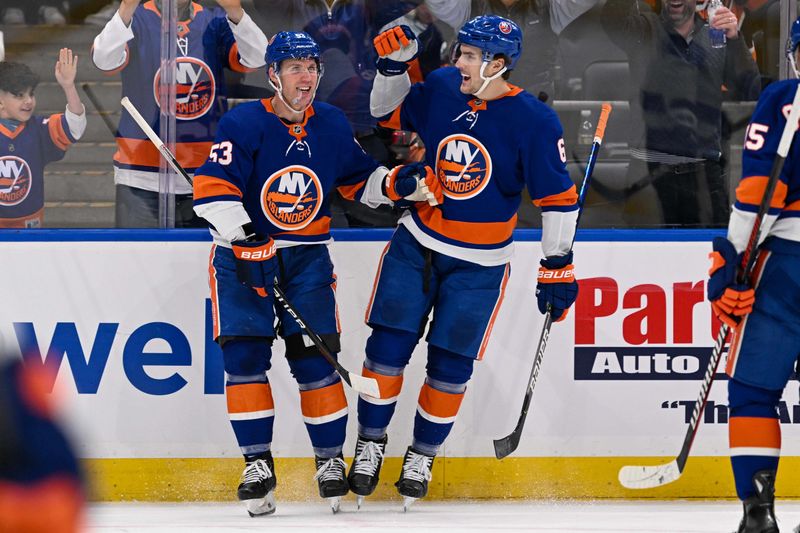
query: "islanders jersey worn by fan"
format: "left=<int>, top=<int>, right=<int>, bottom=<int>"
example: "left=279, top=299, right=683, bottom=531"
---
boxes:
left=193, top=98, right=389, bottom=247
left=379, top=67, right=578, bottom=266
left=0, top=112, right=82, bottom=228
left=92, top=1, right=266, bottom=194
left=724, top=78, right=800, bottom=389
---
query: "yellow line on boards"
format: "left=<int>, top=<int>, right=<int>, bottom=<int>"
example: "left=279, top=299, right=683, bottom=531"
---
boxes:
left=82, top=456, right=800, bottom=502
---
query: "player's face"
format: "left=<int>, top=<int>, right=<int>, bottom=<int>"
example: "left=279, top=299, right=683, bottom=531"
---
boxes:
left=665, top=0, right=696, bottom=27
left=0, top=88, right=35, bottom=122
left=453, top=44, right=503, bottom=95
left=273, top=58, right=320, bottom=112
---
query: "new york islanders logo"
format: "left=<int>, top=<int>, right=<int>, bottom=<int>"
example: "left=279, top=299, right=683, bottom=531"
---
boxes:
left=261, top=165, right=323, bottom=230
left=435, top=135, right=492, bottom=200
left=0, top=156, right=32, bottom=206
left=498, top=21, right=512, bottom=34
left=153, top=57, right=215, bottom=120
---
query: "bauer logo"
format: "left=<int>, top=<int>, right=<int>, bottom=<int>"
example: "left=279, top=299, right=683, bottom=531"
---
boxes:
left=0, top=156, right=32, bottom=206
left=153, top=57, right=216, bottom=120
left=435, top=134, right=492, bottom=200
left=261, top=165, right=322, bottom=231
left=572, top=276, right=727, bottom=380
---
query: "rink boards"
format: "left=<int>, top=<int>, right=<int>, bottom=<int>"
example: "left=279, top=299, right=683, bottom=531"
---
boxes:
left=3, top=228, right=800, bottom=501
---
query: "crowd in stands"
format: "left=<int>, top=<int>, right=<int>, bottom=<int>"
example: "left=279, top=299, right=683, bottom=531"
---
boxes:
left=0, top=0, right=785, bottom=228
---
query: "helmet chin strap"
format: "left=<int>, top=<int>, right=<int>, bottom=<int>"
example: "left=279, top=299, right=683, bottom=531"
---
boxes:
left=268, top=65, right=322, bottom=116
left=789, top=48, right=800, bottom=79
left=472, top=61, right=507, bottom=98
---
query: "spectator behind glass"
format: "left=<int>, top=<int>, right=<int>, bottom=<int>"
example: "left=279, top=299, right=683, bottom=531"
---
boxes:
left=602, top=0, right=760, bottom=227
left=91, top=0, right=268, bottom=228
left=1, top=1, right=67, bottom=25
left=0, top=51, right=87, bottom=228
left=468, top=0, right=597, bottom=101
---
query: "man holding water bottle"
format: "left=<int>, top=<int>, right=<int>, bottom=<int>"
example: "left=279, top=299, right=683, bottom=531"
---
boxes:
left=601, top=0, right=760, bottom=227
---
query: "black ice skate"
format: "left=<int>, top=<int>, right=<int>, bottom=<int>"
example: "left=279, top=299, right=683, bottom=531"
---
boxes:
left=347, top=434, right=388, bottom=509
left=314, top=455, right=349, bottom=513
left=735, top=470, right=778, bottom=533
left=237, top=453, right=276, bottom=517
left=395, top=446, right=434, bottom=511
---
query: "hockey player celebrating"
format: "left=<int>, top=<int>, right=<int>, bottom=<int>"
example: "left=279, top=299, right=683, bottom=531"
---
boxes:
left=706, top=17, right=800, bottom=533
left=349, top=15, right=579, bottom=509
left=0, top=50, right=86, bottom=228
left=192, top=32, right=439, bottom=516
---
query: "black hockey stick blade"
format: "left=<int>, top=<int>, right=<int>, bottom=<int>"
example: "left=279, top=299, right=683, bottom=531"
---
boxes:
left=272, top=281, right=380, bottom=398
left=619, top=82, right=800, bottom=490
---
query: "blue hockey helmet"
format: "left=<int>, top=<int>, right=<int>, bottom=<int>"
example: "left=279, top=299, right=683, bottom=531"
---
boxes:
left=457, top=15, right=522, bottom=70
left=265, top=31, right=321, bottom=69
left=791, top=17, right=800, bottom=54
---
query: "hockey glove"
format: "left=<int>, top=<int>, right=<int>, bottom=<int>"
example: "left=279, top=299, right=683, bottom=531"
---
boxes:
left=374, top=25, right=419, bottom=76
left=231, top=232, right=278, bottom=298
left=384, top=163, right=443, bottom=206
left=707, top=236, right=755, bottom=328
left=536, top=251, right=578, bottom=322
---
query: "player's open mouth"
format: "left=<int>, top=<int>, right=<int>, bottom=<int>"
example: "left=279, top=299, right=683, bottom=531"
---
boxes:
left=668, top=1, right=684, bottom=12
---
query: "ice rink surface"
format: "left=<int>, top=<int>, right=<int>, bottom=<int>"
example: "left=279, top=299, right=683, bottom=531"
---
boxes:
left=86, top=500, right=800, bottom=533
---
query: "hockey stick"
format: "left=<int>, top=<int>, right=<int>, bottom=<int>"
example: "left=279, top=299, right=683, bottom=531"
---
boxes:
left=82, top=83, right=117, bottom=137
left=272, top=282, right=380, bottom=397
left=119, top=96, right=381, bottom=398
left=618, top=83, right=800, bottom=490
left=493, top=103, right=613, bottom=460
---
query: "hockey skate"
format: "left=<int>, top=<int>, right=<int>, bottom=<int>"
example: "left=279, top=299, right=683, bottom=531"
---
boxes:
left=347, top=434, right=388, bottom=509
left=314, top=455, right=349, bottom=513
left=395, top=446, right=434, bottom=512
left=735, top=470, right=778, bottom=533
left=237, top=453, right=276, bottom=517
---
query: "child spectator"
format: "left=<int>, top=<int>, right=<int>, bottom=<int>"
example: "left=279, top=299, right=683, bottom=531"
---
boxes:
left=0, top=50, right=86, bottom=228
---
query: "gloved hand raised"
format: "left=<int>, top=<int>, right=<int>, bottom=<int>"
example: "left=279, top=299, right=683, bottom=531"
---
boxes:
left=707, top=236, right=755, bottom=328
left=374, top=25, right=419, bottom=76
left=536, top=251, right=578, bottom=322
left=231, top=230, right=278, bottom=298
left=384, top=163, right=443, bottom=206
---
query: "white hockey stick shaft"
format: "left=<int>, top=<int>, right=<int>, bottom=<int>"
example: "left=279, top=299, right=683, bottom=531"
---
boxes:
left=120, top=97, right=193, bottom=185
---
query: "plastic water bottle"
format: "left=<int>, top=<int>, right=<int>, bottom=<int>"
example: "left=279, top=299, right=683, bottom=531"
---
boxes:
left=578, top=110, right=594, bottom=145
left=707, top=0, right=727, bottom=48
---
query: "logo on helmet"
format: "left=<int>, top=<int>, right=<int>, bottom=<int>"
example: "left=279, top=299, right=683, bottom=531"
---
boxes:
left=261, top=165, right=323, bottom=230
left=498, top=21, right=512, bottom=34
left=435, top=134, right=492, bottom=200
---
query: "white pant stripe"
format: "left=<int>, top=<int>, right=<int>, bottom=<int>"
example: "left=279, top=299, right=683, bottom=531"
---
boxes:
left=730, top=446, right=781, bottom=457
left=228, top=409, right=275, bottom=421
left=417, top=406, right=457, bottom=425
left=303, top=406, right=348, bottom=425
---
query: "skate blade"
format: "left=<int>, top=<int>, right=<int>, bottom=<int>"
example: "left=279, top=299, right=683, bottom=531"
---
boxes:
left=327, top=496, right=342, bottom=514
left=356, top=495, right=364, bottom=510
left=244, top=492, right=276, bottom=517
left=402, top=496, right=417, bottom=512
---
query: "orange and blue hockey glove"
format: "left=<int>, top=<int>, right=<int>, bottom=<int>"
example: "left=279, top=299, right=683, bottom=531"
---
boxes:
left=536, top=251, right=578, bottom=322
left=707, top=236, right=755, bottom=328
left=384, top=162, right=443, bottom=206
left=374, top=25, right=419, bottom=76
left=231, top=231, right=278, bottom=298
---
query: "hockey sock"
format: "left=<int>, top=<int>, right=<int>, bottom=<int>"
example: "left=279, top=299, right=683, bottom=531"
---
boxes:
left=412, top=345, right=475, bottom=456
left=357, top=325, right=418, bottom=439
left=289, top=355, right=348, bottom=458
left=728, top=379, right=782, bottom=500
left=223, top=339, right=274, bottom=457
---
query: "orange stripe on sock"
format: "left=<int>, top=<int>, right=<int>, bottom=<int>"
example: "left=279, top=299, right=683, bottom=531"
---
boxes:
left=418, top=383, right=464, bottom=419
left=729, top=416, right=781, bottom=449
left=300, top=381, right=348, bottom=418
left=226, top=382, right=274, bottom=414
left=363, top=367, right=403, bottom=399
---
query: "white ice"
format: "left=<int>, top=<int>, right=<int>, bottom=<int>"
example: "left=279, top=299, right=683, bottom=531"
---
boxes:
left=86, top=500, right=800, bottom=533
